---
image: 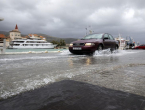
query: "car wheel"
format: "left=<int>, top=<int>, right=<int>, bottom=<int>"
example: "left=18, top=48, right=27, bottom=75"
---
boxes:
left=110, top=45, right=118, bottom=53
left=113, top=45, right=118, bottom=53
left=115, top=45, right=118, bottom=50
left=97, top=45, right=103, bottom=53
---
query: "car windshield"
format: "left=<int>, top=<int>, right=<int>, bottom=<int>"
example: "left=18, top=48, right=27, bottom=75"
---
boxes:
left=82, top=34, right=103, bottom=40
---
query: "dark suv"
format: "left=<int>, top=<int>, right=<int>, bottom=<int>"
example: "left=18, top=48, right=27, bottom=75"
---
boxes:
left=69, top=33, right=119, bottom=54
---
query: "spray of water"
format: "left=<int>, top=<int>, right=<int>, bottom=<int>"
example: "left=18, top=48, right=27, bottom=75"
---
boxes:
left=93, top=49, right=138, bottom=56
left=60, top=50, right=71, bottom=55
left=94, top=49, right=115, bottom=56
left=60, top=49, right=137, bottom=57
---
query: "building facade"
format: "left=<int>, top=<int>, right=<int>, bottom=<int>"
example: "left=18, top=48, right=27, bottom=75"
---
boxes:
left=9, top=24, right=22, bottom=40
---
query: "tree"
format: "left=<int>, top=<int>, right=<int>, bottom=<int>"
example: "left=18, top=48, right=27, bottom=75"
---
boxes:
left=59, top=39, right=66, bottom=46
left=51, top=39, right=66, bottom=47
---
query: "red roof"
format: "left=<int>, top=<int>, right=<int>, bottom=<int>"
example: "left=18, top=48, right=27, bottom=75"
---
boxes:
left=28, top=34, right=39, bottom=37
left=22, top=36, right=29, bottom=38
left=9, top=24, right=20, bottom=33
left=0, top=34, right=6, bottom=38
left=9, top=30, right=21, bottom=33
left=15, top=24, right=18, bottom=29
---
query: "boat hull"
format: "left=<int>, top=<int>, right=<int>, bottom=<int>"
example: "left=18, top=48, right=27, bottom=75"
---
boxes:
left=8, top=45, right=56, bottom=49
left=9, top=39, right=56, bottom=49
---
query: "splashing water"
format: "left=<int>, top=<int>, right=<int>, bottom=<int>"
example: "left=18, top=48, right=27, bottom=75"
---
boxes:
left=94, top=49, right=114, bottom=56
left=93, top=49, right=137, bottom=56
left=60, top=50, right=71, bottom=55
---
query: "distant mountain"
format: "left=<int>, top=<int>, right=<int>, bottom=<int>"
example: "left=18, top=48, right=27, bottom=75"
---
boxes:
left=0, top=31, right=9, bottom=36
left=60, top=38, right=79, bottom=44
left=0, top=31, right=27, bottom=37
left=37, top=33, right=77, bottom=44
left=0, top=31, right=77, bottom=44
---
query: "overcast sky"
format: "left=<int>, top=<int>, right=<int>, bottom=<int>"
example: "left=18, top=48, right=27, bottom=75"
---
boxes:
left=0, top=0, right=145, bottom=43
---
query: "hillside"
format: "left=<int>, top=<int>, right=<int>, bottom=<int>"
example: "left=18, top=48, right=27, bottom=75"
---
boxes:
left=0, top=31, right=77, bottom=44
left=0, top=31, right=9, bottom=36
left=0, top=31, right=27, bottom=37
left=34, top=33, right=78, bottom=44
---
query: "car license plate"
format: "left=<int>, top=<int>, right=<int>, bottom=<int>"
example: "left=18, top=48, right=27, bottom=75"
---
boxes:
left=73, top=47, right=82, bottom=50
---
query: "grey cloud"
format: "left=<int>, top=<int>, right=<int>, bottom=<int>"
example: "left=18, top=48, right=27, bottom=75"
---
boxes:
left=0, top=0, right=145, bottom=43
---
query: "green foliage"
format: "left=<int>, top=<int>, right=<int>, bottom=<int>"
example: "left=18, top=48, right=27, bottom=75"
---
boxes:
left=51, top=39, right=66, bottom=46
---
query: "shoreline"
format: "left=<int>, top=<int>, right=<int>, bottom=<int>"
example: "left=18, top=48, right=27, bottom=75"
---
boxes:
left=1, top=48, right=67, bottom=54
left=4, top=50, right=63, bottom=54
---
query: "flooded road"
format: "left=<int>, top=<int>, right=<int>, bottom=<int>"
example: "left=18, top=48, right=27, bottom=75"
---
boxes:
left=0, top=50, right=145, bottom=110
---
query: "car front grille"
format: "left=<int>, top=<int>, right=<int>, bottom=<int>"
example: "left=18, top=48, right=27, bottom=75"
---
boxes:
left=73, top=43, right=85, bottom=46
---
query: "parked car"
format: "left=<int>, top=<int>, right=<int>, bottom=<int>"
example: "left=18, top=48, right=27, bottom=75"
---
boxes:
left=134, top=44, right=145, bottom=49
left=69, top=33, right=119, bottom=54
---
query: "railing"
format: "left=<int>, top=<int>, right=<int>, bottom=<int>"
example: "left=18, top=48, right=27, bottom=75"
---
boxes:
left=0, top=39, right=6, bottom=54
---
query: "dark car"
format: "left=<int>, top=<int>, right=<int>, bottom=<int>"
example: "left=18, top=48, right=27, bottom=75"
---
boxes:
left=69, top=33, right=119, bottom=54
left=134, top=44, right=145, bottom=49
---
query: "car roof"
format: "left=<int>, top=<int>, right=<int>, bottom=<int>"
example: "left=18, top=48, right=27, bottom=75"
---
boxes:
left=86, top=33, right=110, bottom=35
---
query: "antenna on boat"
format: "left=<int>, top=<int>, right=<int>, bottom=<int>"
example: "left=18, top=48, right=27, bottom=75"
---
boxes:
left=85, top=25, right=94, bottom=36
left=85, top=27, right=87, bottom=36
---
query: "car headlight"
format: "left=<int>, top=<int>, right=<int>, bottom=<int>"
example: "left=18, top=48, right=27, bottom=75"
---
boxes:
left=85, top=43, right=95, bottom=46
left=69, top=43, right=73, bottom=46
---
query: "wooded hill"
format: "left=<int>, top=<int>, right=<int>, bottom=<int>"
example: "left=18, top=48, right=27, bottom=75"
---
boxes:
left=37, top=33, right=78, bottom=44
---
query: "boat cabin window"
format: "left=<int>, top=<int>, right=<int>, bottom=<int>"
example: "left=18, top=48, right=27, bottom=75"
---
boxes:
left=14, top=44, right=20, bottom=46
left=15, top=41, right=24, bottom=43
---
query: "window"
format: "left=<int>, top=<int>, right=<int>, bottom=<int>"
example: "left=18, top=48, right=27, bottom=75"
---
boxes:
left=104, top=34, right=109, bottom=39
left=109, top=35, right=114, bottom=40
left=14, top=44, right=20, bottom=46
left=83, top=34, right=103, bottom=39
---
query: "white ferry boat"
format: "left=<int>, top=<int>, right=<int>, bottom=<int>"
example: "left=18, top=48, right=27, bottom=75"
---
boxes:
left=9, top=39, right=56, bottom=49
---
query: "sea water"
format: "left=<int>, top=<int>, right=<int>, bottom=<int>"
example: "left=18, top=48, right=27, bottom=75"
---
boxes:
left=0, top=49, right=145, bottom=110
left=5, top=48, right=66, bottom=53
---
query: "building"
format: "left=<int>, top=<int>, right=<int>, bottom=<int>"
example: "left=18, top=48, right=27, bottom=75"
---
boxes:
left=9, top=24, right=22, bottom=40
left=28, top=34, right=46, bottom=41
left=39, top=36, right=46, bottom=41
left=28, top=34, right=40, bottom=39
left=21, top=36, right=30, bottom=39
left=0, top=24, right=48, bottom=48
left=0, top=34, right=10, bottom=47
left=0, top=34, right=6, bottom=41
